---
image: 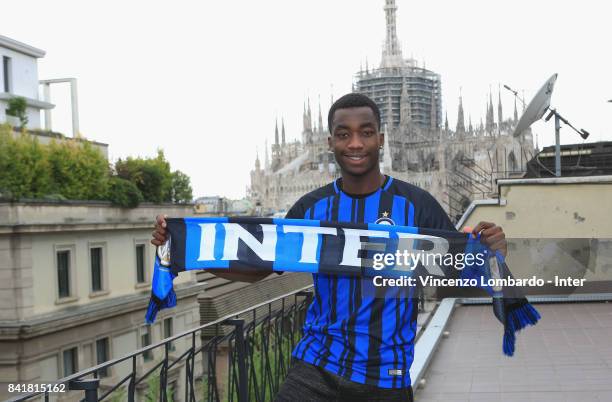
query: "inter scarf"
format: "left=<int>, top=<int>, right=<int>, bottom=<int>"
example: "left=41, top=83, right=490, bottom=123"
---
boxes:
left=146, top=217, right=540, bottom=356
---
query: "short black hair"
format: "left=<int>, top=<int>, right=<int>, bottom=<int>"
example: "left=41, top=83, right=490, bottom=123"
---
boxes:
left=328, top=93, right=381, bottom=133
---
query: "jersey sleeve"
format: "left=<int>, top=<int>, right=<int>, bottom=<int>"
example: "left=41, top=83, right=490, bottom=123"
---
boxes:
left=285, top=200, right=305, bottom=219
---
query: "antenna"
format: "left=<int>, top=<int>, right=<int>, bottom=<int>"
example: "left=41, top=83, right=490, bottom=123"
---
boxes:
left=513, top=74, right=590, bottom=177
left=503, top=84, right=526, bottom=108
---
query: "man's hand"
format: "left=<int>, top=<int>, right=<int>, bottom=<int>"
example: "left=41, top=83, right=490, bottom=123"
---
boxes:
left=472, top=221, right=507, bottom=257
left=149, top=214, right=268, bottom=283
left=151, top=214, right=168, bottom=246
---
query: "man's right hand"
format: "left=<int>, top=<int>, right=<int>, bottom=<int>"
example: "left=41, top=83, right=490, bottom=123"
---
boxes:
left=149, top=214, right=269, bottom=283
left=151, top=214, right=168, bottom=246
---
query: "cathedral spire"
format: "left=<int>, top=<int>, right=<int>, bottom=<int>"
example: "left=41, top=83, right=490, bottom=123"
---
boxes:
left=255, top=147, right=261, bottom=171
left=274, top=118, right=279, bottom=145
left=444, top=111, right=449, bottom=133
left=468, top=114, right=473, bottom=134
left=498, top=84, right=503, bottom=134
left=486, top=87, right=494, bottom=135
left=307, top=97, right=312, bottom=130
left=456, top=88, right=465, bottom=135
left=318, top=95, right=323, bottom=133
left=380, top=0, right=403, bottom=68
left=281, top=117, right=286, bottom=145
left=514, top=97, right=518, bottom=123
left=303, top=101, right=307, bottom=131
left=264, top=139, right=270, bottom=170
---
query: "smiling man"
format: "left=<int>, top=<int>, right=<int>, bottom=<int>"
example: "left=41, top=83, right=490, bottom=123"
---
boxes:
left=152, top=93, right=507, bottom=401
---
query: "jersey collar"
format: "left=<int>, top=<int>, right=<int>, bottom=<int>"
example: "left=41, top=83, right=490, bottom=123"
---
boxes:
left=333, top=175, right=393, bottom=198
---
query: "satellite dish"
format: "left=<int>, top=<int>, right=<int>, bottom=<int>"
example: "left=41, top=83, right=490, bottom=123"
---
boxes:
left=513, top=74, right=557, bottom=137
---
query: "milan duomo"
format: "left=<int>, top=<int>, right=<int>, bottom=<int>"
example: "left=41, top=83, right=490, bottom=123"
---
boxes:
left=249, top=0, right=535, bottom=222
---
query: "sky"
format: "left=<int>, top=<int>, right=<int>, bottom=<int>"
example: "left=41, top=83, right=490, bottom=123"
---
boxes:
left=3, top=0, right=610, bottom=199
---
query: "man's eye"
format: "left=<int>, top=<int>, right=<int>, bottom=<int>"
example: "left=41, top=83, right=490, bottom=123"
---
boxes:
left=362, top=131, right=374, bottom=137
left=336, top=132, right=348, bottom=138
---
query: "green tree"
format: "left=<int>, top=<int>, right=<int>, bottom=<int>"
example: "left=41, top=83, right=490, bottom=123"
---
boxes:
left=107, top=176, right=143, bottom=208
left=6, top=97, right=28, bottom=130
left=47, top=139, right=109, bottom=200
left=0, top=125, right=52, bottom=199
left=171, top=170, right=193, bottom=203
left=115, top=150, right=173, bottom=203
left=0, top=129, right=192, bottom=206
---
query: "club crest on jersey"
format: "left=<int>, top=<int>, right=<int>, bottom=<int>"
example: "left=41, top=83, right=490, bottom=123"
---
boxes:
left=375, top=211, right=395, bottom=225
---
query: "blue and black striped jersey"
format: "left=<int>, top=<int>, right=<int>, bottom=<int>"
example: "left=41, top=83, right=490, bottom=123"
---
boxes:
left=286, top=175, right=455, bottom=388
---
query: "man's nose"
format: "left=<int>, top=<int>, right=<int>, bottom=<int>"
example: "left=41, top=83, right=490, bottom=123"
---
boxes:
left=347, top=133, right=364, bottom=149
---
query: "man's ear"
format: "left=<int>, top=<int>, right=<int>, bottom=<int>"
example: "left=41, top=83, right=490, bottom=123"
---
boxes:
left=327, top=136, right=332, bottom=150
left=379, top=132, right=385, bottom=148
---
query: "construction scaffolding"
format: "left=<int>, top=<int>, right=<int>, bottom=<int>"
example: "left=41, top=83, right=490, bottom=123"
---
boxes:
left=354, top=63, right=442, bottom=130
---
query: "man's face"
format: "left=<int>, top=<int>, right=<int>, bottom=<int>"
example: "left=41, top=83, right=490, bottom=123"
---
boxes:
left=328, top=106, right=384, bottom=177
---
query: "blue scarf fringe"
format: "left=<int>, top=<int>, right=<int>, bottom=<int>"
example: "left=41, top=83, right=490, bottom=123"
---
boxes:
left=503, top=302, right=541, bottom=356
left=145, top=289, right=177, bottom=324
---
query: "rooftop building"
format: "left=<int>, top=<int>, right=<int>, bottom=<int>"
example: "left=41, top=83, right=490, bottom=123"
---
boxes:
left=525, top=141, right=612, bottom=178
left=0, top=201, right=202, bottom=400
left=0, top=34, right=53, bottom=130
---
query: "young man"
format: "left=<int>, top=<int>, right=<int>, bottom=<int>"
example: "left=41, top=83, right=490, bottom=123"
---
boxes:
left=152, top=93, right=506, bottom=401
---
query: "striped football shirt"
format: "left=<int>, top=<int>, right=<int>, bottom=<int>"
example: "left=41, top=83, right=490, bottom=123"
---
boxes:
left=287, top=175, right=455, bottom=388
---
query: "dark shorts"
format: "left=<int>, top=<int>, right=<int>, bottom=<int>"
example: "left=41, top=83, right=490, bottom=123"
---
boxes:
left=275, top=359, right=414, bottom=402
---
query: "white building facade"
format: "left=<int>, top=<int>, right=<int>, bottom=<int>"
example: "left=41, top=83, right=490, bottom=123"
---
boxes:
left=0, top=34, right=54, bottom=129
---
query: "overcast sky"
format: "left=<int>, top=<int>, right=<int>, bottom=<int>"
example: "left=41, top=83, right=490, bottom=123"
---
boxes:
left=3, top=0, right=610, bottom=199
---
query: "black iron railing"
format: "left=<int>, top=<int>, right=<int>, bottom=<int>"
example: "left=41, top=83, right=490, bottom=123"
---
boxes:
left=7, top=285, right=314, bottom=402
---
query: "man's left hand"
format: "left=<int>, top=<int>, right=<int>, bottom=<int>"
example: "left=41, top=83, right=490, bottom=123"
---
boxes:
left=472, top=221, right=507, bottom=257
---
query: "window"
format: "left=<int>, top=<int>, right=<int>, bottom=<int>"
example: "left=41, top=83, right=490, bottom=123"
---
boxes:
left=96, top=338, right=110, bottom=377
left=90, top=247, right=103, bottom=292
left=164, top=318, right=175, bottom=351
left=136, top=244, right=146, bottom=283
left=2, top=56, right=11, bottom=93
left=57, top=250, right=71, bottom=298
left=141, top=327, right=153, bottom=362
left=63, top=347, right=78, bottom=377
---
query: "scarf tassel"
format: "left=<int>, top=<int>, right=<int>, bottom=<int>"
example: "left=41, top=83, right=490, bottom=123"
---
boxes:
left=145, top=290, right=177, bottom=325
left=503, top=303, right=540, bottom=356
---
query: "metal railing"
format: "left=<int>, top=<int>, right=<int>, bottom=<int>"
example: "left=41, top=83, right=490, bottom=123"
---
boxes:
left=7, top=286, right=314, bottom=402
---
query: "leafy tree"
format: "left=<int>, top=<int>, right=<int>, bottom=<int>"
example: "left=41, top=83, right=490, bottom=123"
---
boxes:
left=171, top=170, right=193, bottom=203
left=0, top=124, right=52, bottom=199
left=107, top=176, right=143, bottom=208
left=0, top=127, right=192, bottom=207
left=6, top=97, right=28, bottom=130
left=115, top=150, right=173, bottom=203
left=47, top=139, right=109, bottom=200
